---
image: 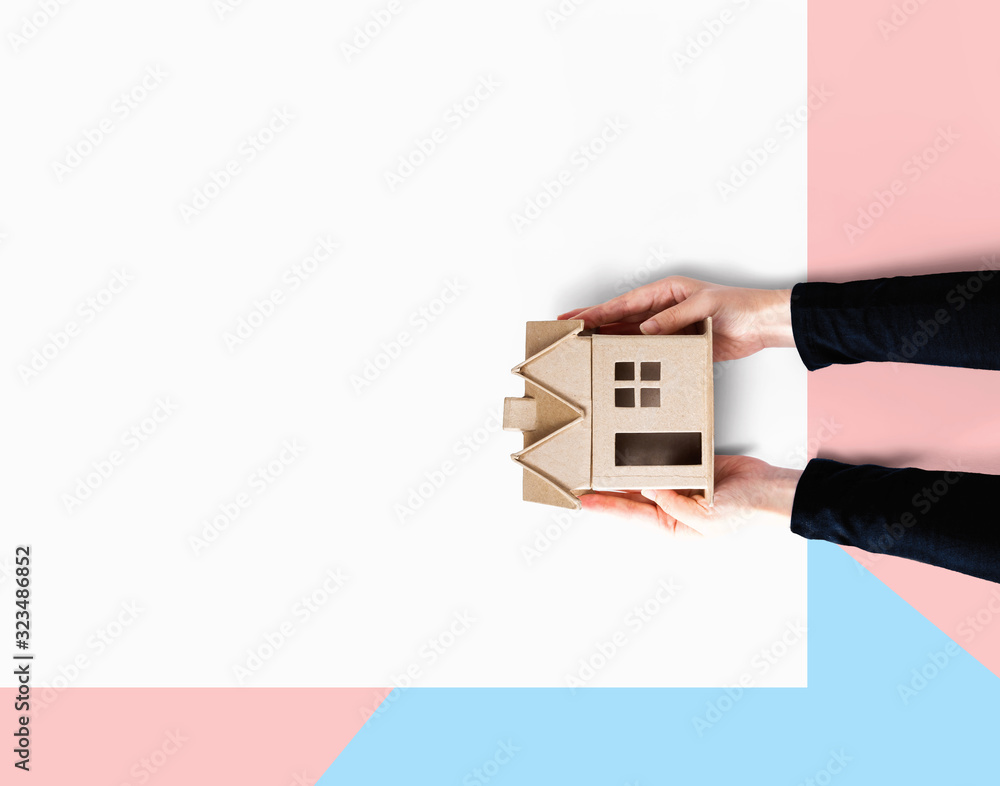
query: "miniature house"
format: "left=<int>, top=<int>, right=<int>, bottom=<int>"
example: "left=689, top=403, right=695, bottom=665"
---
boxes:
left=504, top=319, right=714, bottom=510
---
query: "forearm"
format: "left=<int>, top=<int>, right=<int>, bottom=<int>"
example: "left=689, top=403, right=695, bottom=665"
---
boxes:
left=757, top=287, right=796, bottom=349
left=791, top=458, right=1000, bottom=583
left=789, top=270, right=1000, bottom=370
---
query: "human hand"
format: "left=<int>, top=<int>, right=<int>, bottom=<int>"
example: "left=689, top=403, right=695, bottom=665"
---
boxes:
left=558, top=276, right=795, bottom=362
left=580, top=455, right=802, bottom=538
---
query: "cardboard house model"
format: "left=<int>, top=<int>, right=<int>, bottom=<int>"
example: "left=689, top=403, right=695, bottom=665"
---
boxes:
left=504, top=319, right=714, bottom=510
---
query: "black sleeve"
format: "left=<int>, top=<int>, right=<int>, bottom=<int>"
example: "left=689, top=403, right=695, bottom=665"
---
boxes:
left=791, top=458, right=1000, bottom=584
left=790, top=270, right=1000, bottom=371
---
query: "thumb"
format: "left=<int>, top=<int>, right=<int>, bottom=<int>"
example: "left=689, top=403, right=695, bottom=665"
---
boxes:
left=641, top=488, right=710, bottom=529
left=639, top=295, right=709, bottom=335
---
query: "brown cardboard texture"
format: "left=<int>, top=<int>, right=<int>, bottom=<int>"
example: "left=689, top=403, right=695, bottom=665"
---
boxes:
left=504, top=319, right=714, bottom=509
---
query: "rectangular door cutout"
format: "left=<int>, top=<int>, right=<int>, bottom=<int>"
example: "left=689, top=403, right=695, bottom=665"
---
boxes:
left=614, top=432, right=702, bottom=466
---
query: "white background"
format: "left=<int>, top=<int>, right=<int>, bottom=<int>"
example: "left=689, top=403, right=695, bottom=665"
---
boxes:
left=1, top=0, right=807, bottom=688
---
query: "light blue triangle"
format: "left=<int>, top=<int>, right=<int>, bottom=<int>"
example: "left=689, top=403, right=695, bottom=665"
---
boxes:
left=319, top=542, right=999, bottom=784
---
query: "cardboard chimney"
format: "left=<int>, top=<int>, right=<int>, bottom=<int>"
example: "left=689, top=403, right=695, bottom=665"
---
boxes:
left=504, top=319, right=714, bottom=509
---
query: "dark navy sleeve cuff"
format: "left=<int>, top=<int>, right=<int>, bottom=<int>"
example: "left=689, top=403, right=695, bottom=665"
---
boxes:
left=789, top=272, right=1000, bottom=371
left=791, top=457, right=1000, bottom=584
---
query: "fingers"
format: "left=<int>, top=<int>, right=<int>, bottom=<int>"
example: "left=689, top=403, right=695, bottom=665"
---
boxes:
left=557, top=306, right=653, bottom=321
left=591, top=321, right=644, bottom=335
left=582, top=491, right=702, bottom=538
left=558, top=276, right=712, bottom=327
left=639, top=293, right=712, bottom=335
left=574, top=294, right=661, bottom=328
left=641, top=488, right=710, bottom=528
left=569, top=279, right=685, bottom=328
left=580, top=492, right=661, bottom=526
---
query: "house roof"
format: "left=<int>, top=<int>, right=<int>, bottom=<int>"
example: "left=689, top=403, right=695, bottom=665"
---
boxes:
left=508, top=320, right=591, bottom=510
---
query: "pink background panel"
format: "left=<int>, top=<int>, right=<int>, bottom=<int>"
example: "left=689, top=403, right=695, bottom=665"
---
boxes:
left=809, top=0, right=1000, bottom=677
left=30, top=687, right=390, bottom=784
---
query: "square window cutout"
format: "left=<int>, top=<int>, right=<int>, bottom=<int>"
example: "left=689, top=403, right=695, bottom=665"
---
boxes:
left=640, top=388, right=660, bottom=407
left=615, top=388, right=635, bottom=407
left=641, top=362, right=661, bottom=381
left=615, top=362, right=635, bottom=381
